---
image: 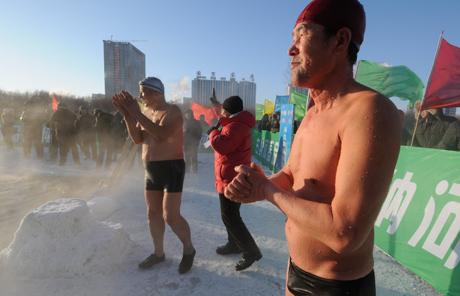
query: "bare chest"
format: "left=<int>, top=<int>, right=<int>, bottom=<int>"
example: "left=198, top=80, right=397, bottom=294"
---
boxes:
left=147, top=109, right=167, bottom=124
left=288, top=116, right=342, bottom=197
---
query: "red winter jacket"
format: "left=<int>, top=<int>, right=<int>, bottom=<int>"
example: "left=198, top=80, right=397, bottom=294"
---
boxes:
left=209, top=107, right=255, bottom=194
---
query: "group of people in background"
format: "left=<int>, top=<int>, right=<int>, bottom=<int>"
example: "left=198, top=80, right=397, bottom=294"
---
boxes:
left=0, top=100, right=130, bottom=168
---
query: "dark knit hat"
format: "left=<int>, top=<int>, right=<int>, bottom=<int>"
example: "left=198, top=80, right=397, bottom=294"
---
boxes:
left=222, top=96, right=243, bottom=115
left=295, top=0, right=366, bottom=51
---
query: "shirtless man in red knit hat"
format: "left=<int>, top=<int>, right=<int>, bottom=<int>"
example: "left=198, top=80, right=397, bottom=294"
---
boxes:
left=225, top=0, right=401, bottom=294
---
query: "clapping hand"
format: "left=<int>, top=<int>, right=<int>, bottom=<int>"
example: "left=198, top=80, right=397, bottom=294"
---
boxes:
left=225, top=163, right=268, bottom=204
left=112, top=90, right=141, bottom=117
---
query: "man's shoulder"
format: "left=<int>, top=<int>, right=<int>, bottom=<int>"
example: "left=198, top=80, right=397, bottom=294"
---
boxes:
left=348, top=87, right=397, bottom=115
left=165, top=103, right=181, bottom=112
left=156, top=104, right=182, bottom=117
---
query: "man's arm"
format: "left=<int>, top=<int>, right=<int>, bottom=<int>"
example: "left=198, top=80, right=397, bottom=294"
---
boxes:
left=437, top=121, right=460, bottom=151
left=118, top=90, right=182, bottom=141
left=113, top=93, right=142, bottom=144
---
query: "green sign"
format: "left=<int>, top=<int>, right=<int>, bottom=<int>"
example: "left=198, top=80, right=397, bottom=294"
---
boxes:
left=251, top=129, right=280, bottom=172
left=0, top=120, right=58, bottom=148
left=375, top=146, right=460, bottom=295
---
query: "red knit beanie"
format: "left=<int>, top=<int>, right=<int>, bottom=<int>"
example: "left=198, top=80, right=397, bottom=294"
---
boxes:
left=295, top=0, right=366, bottom=51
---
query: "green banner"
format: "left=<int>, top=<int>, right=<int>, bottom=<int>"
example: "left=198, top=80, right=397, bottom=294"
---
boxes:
left=375, top=146, right=460, bottom=295
left=251, top=129, right=280, bottom=172
left=290, top=91, right=309, bottom=121
left=0, top=120, right=50, bottom=147
left=256, top=103, right=264, bottom=121
left=355, top=60, right=424, bottom=109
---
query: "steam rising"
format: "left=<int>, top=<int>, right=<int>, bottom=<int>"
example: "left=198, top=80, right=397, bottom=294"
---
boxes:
left=169, top=76, right=191, bottom=103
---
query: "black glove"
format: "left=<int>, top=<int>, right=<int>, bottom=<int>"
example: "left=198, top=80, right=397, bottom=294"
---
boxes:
left=210, top=88, right=219, bottom=106
left=207, top=126, right=218, bottom=135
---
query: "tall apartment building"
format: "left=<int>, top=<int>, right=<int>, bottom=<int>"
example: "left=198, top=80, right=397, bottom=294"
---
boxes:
left=103, top=40, right=146, bottom=99
left=191, top=72, right=256, bottom=114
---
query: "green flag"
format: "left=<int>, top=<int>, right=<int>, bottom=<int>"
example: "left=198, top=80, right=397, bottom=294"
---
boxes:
left=256, top=103, right=264, bottom=120
left=355, top=60, right=424, bottom=108
left=290, top=91, right=309, bottom=121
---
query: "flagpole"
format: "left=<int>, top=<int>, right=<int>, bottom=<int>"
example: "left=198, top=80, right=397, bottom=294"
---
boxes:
left=306, top=90, right=312, bottom=110
left=420, top=31, right=444, bottom=108
left=353, top=59, right=361, bottom=80
left=410, top=31, right=444, bottom=146
left=410, top=111, right=421, bottom=146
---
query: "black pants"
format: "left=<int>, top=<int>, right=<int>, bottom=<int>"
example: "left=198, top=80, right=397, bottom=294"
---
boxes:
left=23, top=127, right=44, bottom=159
left=184, top=145, right=198, bottom=172
left=57, top=135, right=80, bottom=165
left=219, top=193, right=259, bottom=257
left=96, top=135, right=112, bottom=169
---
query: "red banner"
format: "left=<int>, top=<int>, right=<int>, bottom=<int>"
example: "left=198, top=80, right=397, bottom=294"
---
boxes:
left=422, top=38, right=460, bottom=110
left=191, top=102, right=215, bottom=126
left=52, top=96, right=59, bottom=112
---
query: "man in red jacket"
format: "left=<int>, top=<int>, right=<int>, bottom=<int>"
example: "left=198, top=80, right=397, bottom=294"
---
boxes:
left=208, top=95, right=262, bottom=271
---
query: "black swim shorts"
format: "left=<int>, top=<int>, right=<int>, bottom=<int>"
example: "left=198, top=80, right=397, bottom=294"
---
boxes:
left=287, top=258, right=376, bottom=296
left=144, top=159, right=185, bottom=193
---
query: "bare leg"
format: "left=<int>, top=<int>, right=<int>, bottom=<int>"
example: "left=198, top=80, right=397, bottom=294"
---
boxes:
left=145, top=190, right=166, bottom=257
left=163, top=192, right=194, bottom=254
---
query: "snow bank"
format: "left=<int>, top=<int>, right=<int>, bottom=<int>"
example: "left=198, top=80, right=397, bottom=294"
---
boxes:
left=87, top=195, right=120, bottom=220
left=0, top=198, right=132, bottom=278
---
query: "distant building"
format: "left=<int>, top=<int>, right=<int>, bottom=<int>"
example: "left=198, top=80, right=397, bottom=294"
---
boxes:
left=103, top=41, right=146, bottom=99
left=444, top=107, right=457, bottom=116
left=191, top=72, right=256, bottom=115
left=182, top=97, right=193, bottom=109
left=91, top=93, right=105, bottom=100
left=287, top=84, right=309, bottom=97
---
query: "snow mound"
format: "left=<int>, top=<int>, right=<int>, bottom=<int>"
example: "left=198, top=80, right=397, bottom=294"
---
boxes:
left=0, top=199, right=132, bottom=278
left=87, top=196, right=120, bottom=220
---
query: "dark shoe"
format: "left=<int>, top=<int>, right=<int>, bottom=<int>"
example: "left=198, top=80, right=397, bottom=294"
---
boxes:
left=235, top=252, right=262, bottom=271
left=178, top=249, right=196, bottom=274
left=138, top=253, right=165, bottom=269
left=216, top=243, right=241, bottom=255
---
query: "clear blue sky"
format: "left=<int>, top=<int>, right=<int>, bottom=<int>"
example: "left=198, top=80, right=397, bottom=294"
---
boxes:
left=1, top=0, right=460, bottom=111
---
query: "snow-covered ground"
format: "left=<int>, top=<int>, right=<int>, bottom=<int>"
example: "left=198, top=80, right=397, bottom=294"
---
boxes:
left=0, top=147, right=443, bottom=295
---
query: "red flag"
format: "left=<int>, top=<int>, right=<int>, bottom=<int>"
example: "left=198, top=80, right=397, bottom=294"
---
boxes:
left=422, top=38, right=460, bottom=110
left=191, top=102, right=215, bottom=126
left=52, top=96, right=59, bottom=112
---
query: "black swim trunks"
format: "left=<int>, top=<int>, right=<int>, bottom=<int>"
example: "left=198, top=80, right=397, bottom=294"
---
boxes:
left=144, top=159, right=185, bottom=192
left=287, top=258, right=376, bottom=296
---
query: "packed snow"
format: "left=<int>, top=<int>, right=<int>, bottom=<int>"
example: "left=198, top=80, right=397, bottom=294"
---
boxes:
left=0, top=148, right=443, bottom=295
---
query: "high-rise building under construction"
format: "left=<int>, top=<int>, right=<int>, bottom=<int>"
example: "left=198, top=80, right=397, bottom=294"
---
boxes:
left=191, top=71, right=256, bottom=115
left=103, top=40, right=146, bottom=98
